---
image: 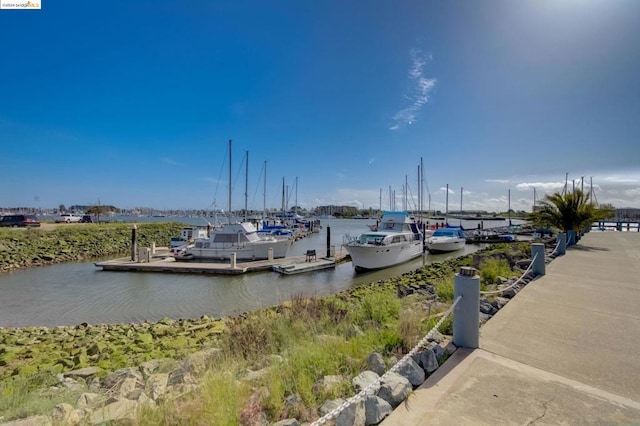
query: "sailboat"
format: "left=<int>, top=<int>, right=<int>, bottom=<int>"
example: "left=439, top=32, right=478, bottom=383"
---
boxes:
left=183, top=140, right=292, bottom=261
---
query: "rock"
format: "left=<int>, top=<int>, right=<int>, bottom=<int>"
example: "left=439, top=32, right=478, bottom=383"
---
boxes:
left=77, top=392, right=102, bottom=409
left=167, top=366, right=194, bottom=387
left=395, top=357, right=425, bottom=386
left=145, top=373, right=169, bottom=401
left=336, top=398, right=365, bottom=426
left=117, top=377, right=142, bottom=399
left=183, top=348, right=221, bottom=376
left=0, top=415, right=52, bottom=426
left=365, top=353, right=386, bottom=376
left=103, top=367, right=143, bottom=391
left=64, top=366, right=101, bottom=379
left=51, top=403, right=81, bottom=425
left=352, top=371, right=380, bottom=395
left=273, top=420, right=300, bottom=426
left=319, top=398, right=344, bottom=417
left=89, top=399, right=139, bottom=425
left=479, top=300, right=497, bottom=315
left=364, top=395, right=392, bottom=425
left=420, top=348, right=439, bottom=374
left=426, top=342, right=447, bottom=362
left=377, top=372, right=411, bottom=408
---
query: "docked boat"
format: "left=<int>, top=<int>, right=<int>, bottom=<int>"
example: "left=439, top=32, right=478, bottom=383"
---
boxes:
left=343, top=211, right=424, bottom=271
left=183, top=221, right=291, bottom=260
left=425, top=227, right=466, bottom=253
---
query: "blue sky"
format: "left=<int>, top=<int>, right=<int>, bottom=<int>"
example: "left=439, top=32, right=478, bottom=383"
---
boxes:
left=1, top=0, right=639, bottom=213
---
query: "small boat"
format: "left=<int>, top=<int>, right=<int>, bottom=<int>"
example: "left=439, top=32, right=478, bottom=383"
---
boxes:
left=425, top=227, right=466, bottom=253
left=343, top=211, right=423, bottom=271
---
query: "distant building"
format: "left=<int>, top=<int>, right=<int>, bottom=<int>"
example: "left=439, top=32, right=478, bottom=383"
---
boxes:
left=615, top=208, right=640, bottom=220
left=314, top=205, right=358, bottom=217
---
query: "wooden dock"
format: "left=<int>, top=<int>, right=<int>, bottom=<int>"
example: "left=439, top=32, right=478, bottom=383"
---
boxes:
left=95, top=250, right=348, bottom=275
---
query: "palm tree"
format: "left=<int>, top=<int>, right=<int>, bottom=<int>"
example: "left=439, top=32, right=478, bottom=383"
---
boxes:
left=529, top=189, right=613, bottom=236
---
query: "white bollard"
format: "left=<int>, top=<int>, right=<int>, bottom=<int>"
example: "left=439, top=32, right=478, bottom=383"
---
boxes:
left=230, top=252, right=237, bottom=268
left=268, top=247, right=274, bottom=261
left=453, top=267, right=480, bottom=349
left=531, top=243, right=546, bottom=276
left=151, top=241, right=156, bottom=255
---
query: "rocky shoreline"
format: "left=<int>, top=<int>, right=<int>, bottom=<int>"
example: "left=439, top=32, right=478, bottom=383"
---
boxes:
left=0, top=223, right=183, bottom=273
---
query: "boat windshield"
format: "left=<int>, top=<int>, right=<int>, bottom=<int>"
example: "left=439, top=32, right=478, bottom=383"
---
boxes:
left=358, top=234, right=385, bottom=245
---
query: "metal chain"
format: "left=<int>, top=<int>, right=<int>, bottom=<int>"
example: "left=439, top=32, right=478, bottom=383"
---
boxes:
left=311, top=295, right=463, bottom=425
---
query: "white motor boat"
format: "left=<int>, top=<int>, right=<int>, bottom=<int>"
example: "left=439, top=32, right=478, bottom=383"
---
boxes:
left=344, top=211, right=424, bottom=271
left=184, top=222, right=291, bottom=260
left=425, top=227, right=466, bottom=253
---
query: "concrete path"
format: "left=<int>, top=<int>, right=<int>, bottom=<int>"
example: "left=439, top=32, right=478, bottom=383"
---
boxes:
left=383, top=231, right=640, bottom=425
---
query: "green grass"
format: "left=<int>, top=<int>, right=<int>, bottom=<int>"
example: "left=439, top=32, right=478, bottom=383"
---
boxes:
left=478, top=257, right=514, bottom=285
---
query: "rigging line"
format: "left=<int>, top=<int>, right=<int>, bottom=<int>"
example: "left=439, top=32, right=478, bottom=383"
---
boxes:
left=212, top=145, right=229, bottom=209
left=232, top=150, right=247, bottom=202
left=250, top=161, right=266, bottom=212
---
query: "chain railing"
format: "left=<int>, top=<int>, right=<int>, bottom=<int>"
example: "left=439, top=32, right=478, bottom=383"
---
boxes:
left=311, top=295, right=463, bottom=426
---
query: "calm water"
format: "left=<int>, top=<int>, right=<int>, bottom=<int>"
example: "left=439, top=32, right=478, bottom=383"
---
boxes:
left=0, top=218, right=517, bottom=327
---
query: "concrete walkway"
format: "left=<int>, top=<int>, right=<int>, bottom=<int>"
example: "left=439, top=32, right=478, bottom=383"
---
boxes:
left=383, top=231, right=640, bottom=425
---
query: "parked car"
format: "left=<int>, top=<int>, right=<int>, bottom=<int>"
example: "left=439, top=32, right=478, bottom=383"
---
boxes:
left=56, top=213, right=82, bottom=223
left=0, top=214, right=41, bottom=227
left=80, top=215, right=93, bottom=223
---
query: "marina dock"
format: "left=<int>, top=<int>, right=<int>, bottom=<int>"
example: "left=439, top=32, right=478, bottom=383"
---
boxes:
left=95, top=249, right=348, bottom=275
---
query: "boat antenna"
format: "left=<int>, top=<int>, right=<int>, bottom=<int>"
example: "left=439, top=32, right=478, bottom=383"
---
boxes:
left=460, top=187, right=463, bottom=226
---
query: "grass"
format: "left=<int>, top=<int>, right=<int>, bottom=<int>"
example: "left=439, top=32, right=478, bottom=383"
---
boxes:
left=478, top=257, right=514, bottom=285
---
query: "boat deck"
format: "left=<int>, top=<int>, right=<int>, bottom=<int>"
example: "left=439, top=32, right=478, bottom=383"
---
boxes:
left=95, top=249, right=347, bottom=275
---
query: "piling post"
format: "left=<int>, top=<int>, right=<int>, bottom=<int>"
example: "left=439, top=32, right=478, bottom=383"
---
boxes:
left=557, top=233, right=566, bottom=255
left=453, top=267, right=480, bottom=349
left=131, top=224, right=137, bottom=261
left=531, top=243, right=546, bottom=276
left=567, top=230, right=576, bottom=246
left=268, top=247, right=274, bottom=261
left=326, top=226, right=331, bottom=258
left=230, top=252, right=237, bottom=269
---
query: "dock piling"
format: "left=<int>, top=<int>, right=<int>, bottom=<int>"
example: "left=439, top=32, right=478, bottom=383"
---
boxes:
left=131, top=224, right=137, bottom=261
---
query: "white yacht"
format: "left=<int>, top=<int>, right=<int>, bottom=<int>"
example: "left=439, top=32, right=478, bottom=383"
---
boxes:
left=344, top=211, right=423, bottom=271
left=425, top=227, right=466, bottom=253
left=184, top=221, right=291, bottom=261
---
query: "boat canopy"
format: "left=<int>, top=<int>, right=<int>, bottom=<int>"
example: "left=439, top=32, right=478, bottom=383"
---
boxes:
left=432, top=228, right=465, bottom=238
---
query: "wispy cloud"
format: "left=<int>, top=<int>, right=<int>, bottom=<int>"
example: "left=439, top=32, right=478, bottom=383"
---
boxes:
left=515, top=181, right=564, bottom=192
left=162, top=157, right=184, bottom=167
left=486, top=179, right=510, bottom=184
left=389, top=48, right=436, bottom=131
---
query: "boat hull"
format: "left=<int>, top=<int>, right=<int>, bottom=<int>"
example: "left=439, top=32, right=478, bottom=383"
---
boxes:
left=345, top=241, right=423, bottom=271
left=186, top=239, right=291, bottom=260
left=425, top=238, right=465, bottom=253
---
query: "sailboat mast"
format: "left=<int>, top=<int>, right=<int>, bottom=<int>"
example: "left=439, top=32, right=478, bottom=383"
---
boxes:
left=244, top=150, right=248, bottom=222
left=445, top=183, right=449, bottom=223
left=228, top=139, right=232, bottom=225
left=281, top=177, right=285, bottom=216
left=263, top=161, right=267, bottom=219
left=460, top=187, right=463, bottom=226
left=508, top=189, right=512, bottom=226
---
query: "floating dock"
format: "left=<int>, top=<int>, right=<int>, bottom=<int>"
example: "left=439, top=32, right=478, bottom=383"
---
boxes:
left=272, top=258, right=336, bottom=275
left=95, top=249, right=346, bottom=275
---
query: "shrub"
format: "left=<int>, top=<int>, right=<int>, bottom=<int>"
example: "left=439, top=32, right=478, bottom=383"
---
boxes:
left=479, top=257, right=513, bottom=284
